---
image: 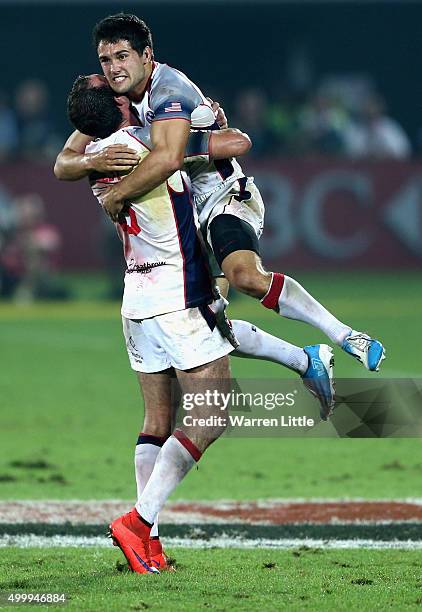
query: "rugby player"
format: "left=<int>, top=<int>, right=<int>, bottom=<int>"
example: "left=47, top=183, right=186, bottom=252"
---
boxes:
left=55, top=14, right=385, bottom=395
left=66, top=74, right=243, bottom=574
left=55, top=13, right=342, bottom=418
left=68, top=75, right=340, bottom=569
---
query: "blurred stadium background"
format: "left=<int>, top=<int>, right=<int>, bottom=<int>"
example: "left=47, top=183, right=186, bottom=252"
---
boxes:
left=1, top=2, right=422, bottom=608
left=0, top=0, right=421, bottom=299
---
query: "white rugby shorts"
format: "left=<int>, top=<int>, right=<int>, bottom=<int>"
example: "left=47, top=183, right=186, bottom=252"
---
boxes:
left=205, top=178, right=264, bottom=244
left=202, top=178, right=265, bottom=277
left=122, top=304, right=234, bottom=373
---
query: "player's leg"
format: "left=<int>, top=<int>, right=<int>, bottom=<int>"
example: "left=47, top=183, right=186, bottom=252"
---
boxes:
left=211, top=212, right=349, bottom=342
left=111, top=307, right=233, bottom=574
left=122, top=315, right=173, bottom=495
left=134, top=305, right=232, bottom=526
left=133, top=369, right=178, bottom=572
left=222, top=247, right=350, bottom=342
left=120, top=317, right=175, bottom=571
left=109, top=368, right=175, bottom=575
left=215, top=264, right=334, bottom=418
left=230, top=319, right=308, bottom=373
left=135, top=355, right=230, bottom=529
left=134, top=370, right=175, bottom=560
left=117, top=356, right=230, bottom=573
left=136, top=370, right=174, bottom=438
left=210, top=215, right=385, bottom=372
left=216, top=273, right=310, bottom=375
left=134, top=371, right=173, bottom=504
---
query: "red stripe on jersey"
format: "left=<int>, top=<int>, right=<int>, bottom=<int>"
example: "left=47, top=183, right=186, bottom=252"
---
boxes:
left=151, top=117, right=190, bottom=123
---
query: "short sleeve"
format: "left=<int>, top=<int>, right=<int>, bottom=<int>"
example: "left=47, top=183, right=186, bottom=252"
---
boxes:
left=152, top=94, right=197, bottom=122
left=149, top=67, right=203, bottom=122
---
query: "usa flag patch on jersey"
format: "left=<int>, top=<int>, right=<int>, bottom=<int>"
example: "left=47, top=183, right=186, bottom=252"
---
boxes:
left=164, top=102, right=182, bottom=112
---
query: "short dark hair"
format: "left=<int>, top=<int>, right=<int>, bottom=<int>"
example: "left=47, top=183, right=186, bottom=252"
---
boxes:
left=67, top=76, right=122, bottom=139
left=92, top=13, right=153, bottom=56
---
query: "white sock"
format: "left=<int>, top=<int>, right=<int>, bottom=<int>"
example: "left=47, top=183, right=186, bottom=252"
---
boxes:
left=231, top=319, right=308, bottom=374
left=271, top=275, right=351, bottom=345
left=135, top=442, right=161, bottom=538
left=135, top=435, right=197, bottom=525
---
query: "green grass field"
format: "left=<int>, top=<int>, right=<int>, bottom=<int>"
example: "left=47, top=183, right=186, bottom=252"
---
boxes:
left=0, top=272, right=421, bottom=501
left=1, top=272, right=421, bottom=610
left=1, top=548, right=421, bottom=611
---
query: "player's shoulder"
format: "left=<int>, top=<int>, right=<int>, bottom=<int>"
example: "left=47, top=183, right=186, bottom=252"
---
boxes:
left=153, top=62, right=189, bottom=85
left=123, top=126, right=152, bottom=151
left=85, top=127, right=146, bottom=153
left=151, top=62, right=203, bottom=99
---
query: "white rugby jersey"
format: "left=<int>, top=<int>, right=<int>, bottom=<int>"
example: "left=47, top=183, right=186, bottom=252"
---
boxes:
left=130, top=60, right=249, bottom=231
left=86, top=126, right=213, bottom=320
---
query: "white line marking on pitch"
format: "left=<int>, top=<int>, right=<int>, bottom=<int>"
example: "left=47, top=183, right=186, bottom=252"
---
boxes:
left=1, top=535, right=422, bottom=550
left=1, top=499, right=422, bottom=525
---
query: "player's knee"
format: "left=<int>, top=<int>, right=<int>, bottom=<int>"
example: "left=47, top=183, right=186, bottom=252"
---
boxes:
left=228, top=265, right=269, bottom=298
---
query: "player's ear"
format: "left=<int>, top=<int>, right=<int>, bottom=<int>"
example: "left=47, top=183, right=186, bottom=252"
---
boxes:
left=143, top=46, right=153, bottom=63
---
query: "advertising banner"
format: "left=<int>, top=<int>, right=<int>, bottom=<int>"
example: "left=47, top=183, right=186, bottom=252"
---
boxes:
left=1, top=159, right=422, bottom=270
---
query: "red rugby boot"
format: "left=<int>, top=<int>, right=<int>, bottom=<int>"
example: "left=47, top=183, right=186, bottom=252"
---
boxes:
left=109, top=508, right=159, bottom=574
left=150, top=537, right=175, bottom=572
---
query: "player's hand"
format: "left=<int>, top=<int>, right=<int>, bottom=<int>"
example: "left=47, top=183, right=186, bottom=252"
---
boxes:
left=99, top=184, right=128, bottom=222
left=88, top=144, right=140, bottom=173
left=207, top=97, right=228, bottom=129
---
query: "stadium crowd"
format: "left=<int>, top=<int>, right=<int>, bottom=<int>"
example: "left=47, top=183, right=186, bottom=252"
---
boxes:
left=0, top=75, right=413, bottom=163
left=0, top=79, right=63, bottom=162
left=0, top=190, right=67, bottom=301
left=0, top=72, right=414, bottom=300
left=228, top=79, right=411, bottom=160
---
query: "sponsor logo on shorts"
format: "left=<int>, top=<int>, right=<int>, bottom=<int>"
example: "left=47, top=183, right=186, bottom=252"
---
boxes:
left=128, top=336, right=142, bottom=363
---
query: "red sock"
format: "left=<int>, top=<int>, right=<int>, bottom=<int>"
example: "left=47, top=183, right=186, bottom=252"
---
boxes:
left=261, top=273, right=284, bottom=311
left=173, top=429, right=202, bottom=462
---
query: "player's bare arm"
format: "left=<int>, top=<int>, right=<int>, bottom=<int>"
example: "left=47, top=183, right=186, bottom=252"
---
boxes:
left=210, top=129, right=251, bottom=159
left=54, top=129, right=140, bottom=181
left=100, top=118, right=190, bottom=221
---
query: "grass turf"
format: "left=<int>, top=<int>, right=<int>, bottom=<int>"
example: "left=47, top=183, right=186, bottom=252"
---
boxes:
left=1, top=272, right=421, bottom=501
left=0, top=547, right=421, bottom=611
